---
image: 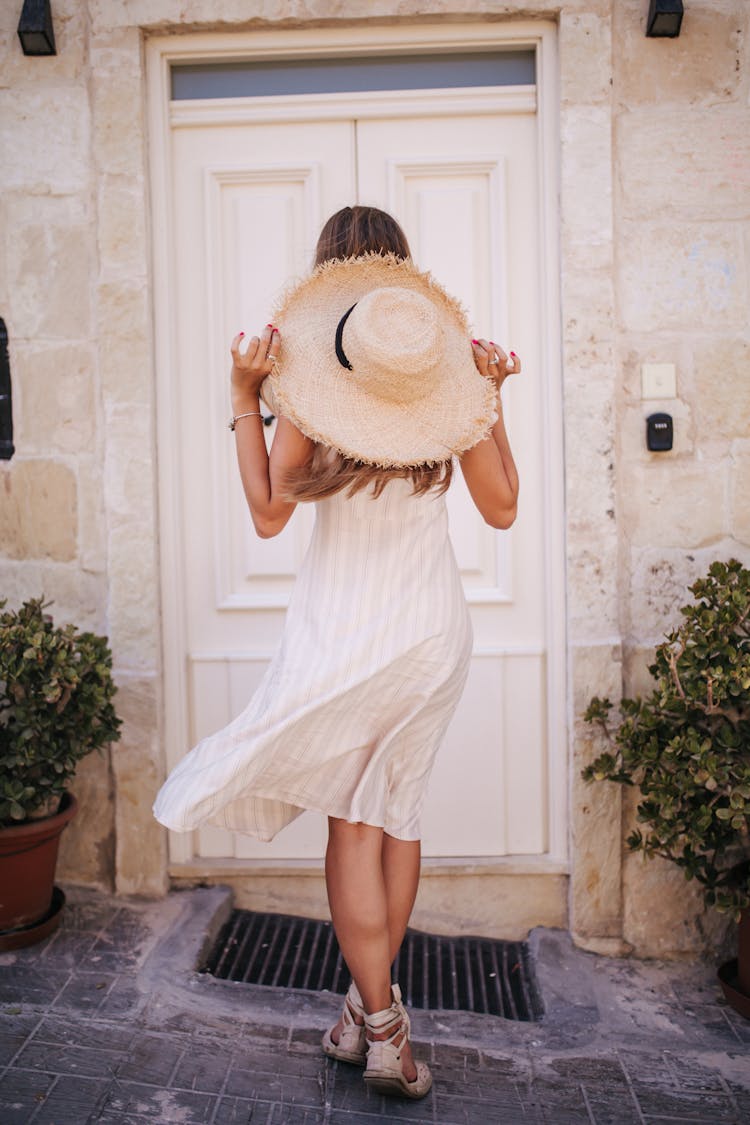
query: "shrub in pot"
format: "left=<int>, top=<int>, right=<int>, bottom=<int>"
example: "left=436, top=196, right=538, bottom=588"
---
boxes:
left=0, top=597, right=122, bottom=945
left=582, top=559, right=750, bottom=1014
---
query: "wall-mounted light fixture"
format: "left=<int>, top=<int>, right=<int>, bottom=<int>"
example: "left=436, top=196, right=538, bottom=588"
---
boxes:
left=17, top=0, right=56, bottom=56
left=646, top=0, right=684, bottom=37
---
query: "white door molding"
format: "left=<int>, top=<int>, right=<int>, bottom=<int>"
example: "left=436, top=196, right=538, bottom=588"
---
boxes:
left=146, top=19, right=566, bottom=868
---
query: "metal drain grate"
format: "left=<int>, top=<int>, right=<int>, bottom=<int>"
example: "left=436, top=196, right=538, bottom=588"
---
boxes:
left=201, top=909, right=543, bottom=1021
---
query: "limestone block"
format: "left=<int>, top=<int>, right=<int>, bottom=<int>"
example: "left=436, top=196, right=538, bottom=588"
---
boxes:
left=622, top=644, right=657, bottom=699
left=104, top=405, right=155, bottom=520
left=6, top=206, right=93, bottom=338
left=111, top=676, right=168, bottom=896
left=0, top=459, right=77, bottom=561
left=567, top=537, right=620, bottom=641
left=561, top=267, right=615, bottom=348
left=96, top=280, right=152, bottom=406
left=0, top=559, right=108, bottom=633
left=618, top=399, right=694, bottom=463
left=618, top=222, right=748, bottom=333
left=570, top=643, right=624, bottom=940
left=5, top=190, right=87, bottom=230
left=90, top=27, right=143, bottom=75
left=14, top=343, right=96, bottom=455
left=87, top=0, right=572, bottom=35
left=91, top=71, right=147, bottom=178
left=617, top=109, right=750, bottom=223
left=621, top=788, right=734, bottom=959
left=683, top=337, right=750, bottom=443
left=186, top=868, right=569, bottom=940
left=77, top=456, right=108, bottom=574
left=559, top=11, right=612, bottom=106
left=731, top=442, right=750, bottom=544
left=412, top=870, right=568, bottom=939
left=572, top=641, right=622, bottom=716
left=0, top=87, right=90, bottom=194
left=107, top=521, right=160, bottom=671
left=627, top=544, right=740, bottom=646
left=613, top=0, right=744, bottom=106
left=57, top=747, right=115, bottom=891
left=620, top=459, right=728, bottom=548
left=35, top=568, right=109, bottom=633
left=97, top=179, right=148, bottom=276
left=204, top=871, right=331, bottom=925
left=98, top=331, right=152, bottom=407
left=564, top=371, right=616, bottom=533
left=97, top=280, right=150, bottom=341
left=561, top=106, right=613, bottom=247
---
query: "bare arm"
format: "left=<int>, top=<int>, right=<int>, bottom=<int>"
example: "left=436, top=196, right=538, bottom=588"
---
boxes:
left=459, top=339, right=521, bottom=530
left=230, top=325, right=315, bottom=539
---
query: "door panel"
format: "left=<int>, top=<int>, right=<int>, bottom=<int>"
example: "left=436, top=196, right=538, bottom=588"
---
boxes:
left=358, top=113, right=546, bottom=855
left=173, top=119, right=355, bottom=859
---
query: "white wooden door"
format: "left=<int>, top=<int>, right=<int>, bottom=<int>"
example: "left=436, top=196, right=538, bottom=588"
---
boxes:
left=169, top=93, right=551, bottom=863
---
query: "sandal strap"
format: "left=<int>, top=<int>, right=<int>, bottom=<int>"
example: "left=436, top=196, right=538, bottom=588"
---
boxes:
left=346, top=980, right=364, bottom=1016
left=364, top=984, right=410, bottom=1043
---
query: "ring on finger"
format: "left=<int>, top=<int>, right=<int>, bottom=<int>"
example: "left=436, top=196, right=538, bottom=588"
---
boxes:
left=488, top=356, right=500, bottom=365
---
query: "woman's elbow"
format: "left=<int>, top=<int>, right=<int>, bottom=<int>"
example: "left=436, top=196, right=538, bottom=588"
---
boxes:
left=484, top=504, right=517, bottom=531
left=252, top=513, right=287, bottom=539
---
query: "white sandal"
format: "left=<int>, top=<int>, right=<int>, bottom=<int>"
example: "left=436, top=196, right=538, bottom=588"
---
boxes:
left=321, top=980, right=367, bottom=1065
left=363, top=983, right=432, bottom=1099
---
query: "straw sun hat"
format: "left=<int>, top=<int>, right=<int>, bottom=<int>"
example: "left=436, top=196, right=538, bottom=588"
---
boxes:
left=261, top=252, right=498, bottom=468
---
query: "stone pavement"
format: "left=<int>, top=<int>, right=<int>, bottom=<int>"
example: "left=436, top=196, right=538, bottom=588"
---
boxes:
left=0, top=886, right=748, bottom=1125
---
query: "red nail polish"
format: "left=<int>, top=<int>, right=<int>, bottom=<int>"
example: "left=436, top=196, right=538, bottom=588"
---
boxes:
left=510, top=351, right=517, bottom=357
left=266, top=323, right=274, bottom=328
left=471, top=339, right=479, bottom=345
left=272, top=327, right=278, bottom=334
left=239, top=332, right=244, bottom=337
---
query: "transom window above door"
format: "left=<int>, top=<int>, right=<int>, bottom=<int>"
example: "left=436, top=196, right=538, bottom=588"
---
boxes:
left=170, top=51, right=536, bottom=100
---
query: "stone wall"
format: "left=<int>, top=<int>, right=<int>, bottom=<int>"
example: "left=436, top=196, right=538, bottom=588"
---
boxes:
left=611, top=0, right=750, bottom=954
left=0, top=0, right=166, bottom=895
left=1, top=0, right=748, bottom=955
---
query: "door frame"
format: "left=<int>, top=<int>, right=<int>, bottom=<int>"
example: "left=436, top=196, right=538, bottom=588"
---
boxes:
left=145, top=20, right=566, bottom=870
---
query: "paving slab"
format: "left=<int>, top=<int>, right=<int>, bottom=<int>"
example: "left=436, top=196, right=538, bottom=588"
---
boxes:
left=0, top=885, right=748, bottom=1124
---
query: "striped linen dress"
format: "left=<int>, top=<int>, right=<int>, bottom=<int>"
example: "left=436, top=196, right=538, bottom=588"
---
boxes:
left=152, top=476, right=472, bottom=842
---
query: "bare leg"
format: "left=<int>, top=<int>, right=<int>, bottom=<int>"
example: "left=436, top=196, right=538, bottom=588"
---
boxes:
left=382, top=832, right=421, bottom=961
left=326, top=819, right=420, bottom=1082
left=325, top=818, right=392, bottom=1015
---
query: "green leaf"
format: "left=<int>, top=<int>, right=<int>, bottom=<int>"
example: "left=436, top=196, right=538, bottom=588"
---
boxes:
left=0, top=597, right=122, bottom=828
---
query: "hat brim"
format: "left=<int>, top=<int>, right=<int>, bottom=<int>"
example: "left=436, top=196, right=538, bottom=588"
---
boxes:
left=268, top=253, right=498, bottom=468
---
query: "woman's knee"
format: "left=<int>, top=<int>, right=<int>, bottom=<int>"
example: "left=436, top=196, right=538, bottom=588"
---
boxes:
left=328, top=817, right=383, bottom=849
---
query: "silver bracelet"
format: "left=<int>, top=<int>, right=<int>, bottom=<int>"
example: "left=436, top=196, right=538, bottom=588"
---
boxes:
left=228, top=411, right=262, bottom=431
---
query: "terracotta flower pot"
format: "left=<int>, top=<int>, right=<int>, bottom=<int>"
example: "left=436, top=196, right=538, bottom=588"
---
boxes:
left=0, top=792, right=77, bottom=932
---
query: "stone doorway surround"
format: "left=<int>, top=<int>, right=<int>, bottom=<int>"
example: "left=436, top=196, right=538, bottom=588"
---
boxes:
left=5, top=0, right=743, bottom=959
left=16, top=0, right=622, bottom=952
left=150, top=19, right=568, bottom=942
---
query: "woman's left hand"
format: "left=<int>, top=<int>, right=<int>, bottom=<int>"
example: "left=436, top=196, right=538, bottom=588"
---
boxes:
left=471, top=338, right=521, bottom=389
left=230, top=324, right=280, bottom=409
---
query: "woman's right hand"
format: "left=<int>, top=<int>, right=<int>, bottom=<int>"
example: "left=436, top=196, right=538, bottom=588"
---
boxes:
left=230, top=324, right=280, bottom=409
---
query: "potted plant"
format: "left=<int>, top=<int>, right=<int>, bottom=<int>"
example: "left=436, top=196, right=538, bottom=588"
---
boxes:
left=0, top=597, right=122, bottom=949
left=582, top=559, right=750, bottom=1015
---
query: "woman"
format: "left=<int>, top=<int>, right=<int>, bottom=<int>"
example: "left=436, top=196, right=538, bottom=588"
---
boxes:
left=153, top=205, right=520, bottom=1099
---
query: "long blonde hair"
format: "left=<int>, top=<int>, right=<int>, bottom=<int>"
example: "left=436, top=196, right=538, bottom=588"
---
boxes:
left=284, top=206, right=453, bottom=502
